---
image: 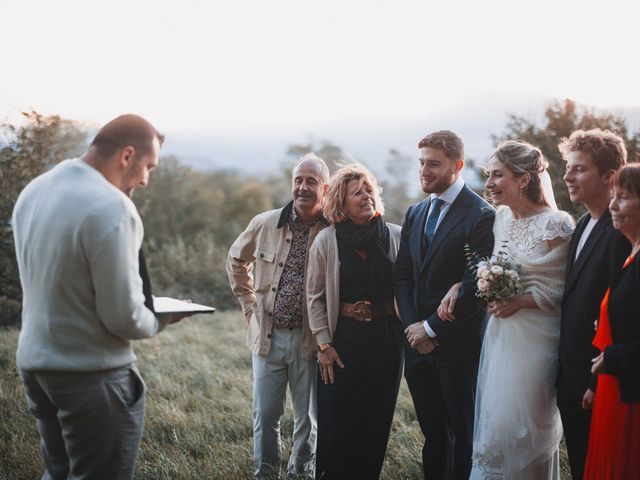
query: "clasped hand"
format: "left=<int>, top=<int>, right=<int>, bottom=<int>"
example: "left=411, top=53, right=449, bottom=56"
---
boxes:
left=404, top=322, right=439, bottom=354
left=487, top=296, right=524, bottom=318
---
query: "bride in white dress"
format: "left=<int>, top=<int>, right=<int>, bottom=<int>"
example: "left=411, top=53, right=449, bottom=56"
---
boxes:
left=440, top=140, right=574, bottom=479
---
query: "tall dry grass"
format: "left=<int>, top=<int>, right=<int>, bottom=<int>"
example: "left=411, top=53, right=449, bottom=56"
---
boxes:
left=0, top=311, right=570, bottom=479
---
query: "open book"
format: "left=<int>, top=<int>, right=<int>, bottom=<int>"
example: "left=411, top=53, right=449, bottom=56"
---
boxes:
left=153, top=296, right=216, bottom=315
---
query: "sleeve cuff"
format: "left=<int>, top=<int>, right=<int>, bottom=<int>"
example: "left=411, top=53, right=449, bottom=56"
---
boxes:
left=315, top=331, right=332, bottom=345
left=423, top=320, right=437, bottom=338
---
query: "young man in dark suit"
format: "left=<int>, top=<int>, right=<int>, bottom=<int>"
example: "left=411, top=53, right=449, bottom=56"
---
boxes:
left=558, top=128, right=630, bottom=479
left=394, top=130, right=495, bottom=479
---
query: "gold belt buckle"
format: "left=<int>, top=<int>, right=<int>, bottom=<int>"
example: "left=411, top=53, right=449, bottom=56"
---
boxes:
left=353, top=300, right=373, bottom=321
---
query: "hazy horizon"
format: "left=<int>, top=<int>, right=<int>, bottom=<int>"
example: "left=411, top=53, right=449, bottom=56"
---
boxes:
left=3, top=0, right=639, bottom=136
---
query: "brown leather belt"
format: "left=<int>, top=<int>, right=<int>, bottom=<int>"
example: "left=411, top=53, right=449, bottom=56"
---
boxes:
left=339, top=301, right=395, bottom=322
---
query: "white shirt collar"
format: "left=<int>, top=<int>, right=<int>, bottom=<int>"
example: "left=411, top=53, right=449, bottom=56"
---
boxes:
left=430, top=175, right=465, bottom=205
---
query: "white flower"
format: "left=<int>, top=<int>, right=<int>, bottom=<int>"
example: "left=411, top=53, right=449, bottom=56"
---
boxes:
left=477, top=260, right=488, bottom=269
left=477, top=266, right=489, bottom=278
left=490, top=265, right=504, bottom=275
left=481, top=269, right=491, bottom=280
left=477, top=278, right=489, bottom=292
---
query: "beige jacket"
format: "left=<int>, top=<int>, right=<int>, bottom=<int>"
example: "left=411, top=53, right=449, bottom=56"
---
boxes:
left=306, top=223, right=402, bottom=346
left=227, top=202, right=328, bottom=361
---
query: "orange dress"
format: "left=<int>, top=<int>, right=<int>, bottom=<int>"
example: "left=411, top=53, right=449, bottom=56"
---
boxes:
left=583, top=255, right=640, bottom=480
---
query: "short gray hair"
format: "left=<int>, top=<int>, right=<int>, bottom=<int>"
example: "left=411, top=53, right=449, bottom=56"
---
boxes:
left=292, top=152, right=330, bottom=184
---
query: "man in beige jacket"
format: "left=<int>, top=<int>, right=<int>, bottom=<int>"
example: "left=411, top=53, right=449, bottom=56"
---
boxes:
left=227, top=153, right=329, bottom=479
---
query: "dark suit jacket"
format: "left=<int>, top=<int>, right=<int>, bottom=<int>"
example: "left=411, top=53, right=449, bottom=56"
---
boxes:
left=605, top=252, right=640, bottom=402
left=557, top=211, right=630, bottom=405
left=394, top=185, right=495, bottom=365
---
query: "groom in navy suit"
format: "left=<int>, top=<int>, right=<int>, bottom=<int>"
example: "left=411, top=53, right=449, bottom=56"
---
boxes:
left=394, top=130, right=494, bottom=479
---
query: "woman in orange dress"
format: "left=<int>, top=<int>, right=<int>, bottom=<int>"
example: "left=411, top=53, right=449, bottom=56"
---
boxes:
left=584, top=164, right=640, bottom=480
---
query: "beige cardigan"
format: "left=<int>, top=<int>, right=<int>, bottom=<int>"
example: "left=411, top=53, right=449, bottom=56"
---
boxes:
left=306, top=223, right=402, bottom=345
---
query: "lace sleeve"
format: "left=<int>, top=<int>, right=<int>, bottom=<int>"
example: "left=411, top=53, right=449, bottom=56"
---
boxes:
left=542, top=211, right=575, bottom=242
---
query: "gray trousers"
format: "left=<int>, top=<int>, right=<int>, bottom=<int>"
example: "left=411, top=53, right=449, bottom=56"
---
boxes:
left=19, top=364, right=146, bottom=480
left=252, top=327, right=317, bottom=479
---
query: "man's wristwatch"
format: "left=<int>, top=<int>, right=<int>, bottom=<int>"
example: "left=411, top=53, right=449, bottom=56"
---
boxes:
left=319, top=343, right=332, bottom=352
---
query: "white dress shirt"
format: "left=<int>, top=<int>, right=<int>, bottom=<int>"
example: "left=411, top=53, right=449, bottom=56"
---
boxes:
left=574, top=217, right=598, bottom=262
left=423, top=176, right=465, bottom=338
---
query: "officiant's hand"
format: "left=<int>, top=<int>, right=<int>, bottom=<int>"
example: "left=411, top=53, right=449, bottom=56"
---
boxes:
left=405, top=322, right=439, bottom=353
left=167, top=313, right=194, bottom=324
left=319, top=346, right=344, bottom=385
left=582, top=388, right=595, bottom=410
left=167, top=299, right=195, bottom=324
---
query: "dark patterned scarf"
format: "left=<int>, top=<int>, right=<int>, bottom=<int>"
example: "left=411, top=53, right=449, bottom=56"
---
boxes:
left=335, top=214, right=393, bottom=302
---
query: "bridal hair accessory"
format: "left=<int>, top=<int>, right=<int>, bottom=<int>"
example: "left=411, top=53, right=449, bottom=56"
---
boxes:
left=490, top=141, right=547, bottom=175
left=491, top=140, right=558, bottom=209
left=539, top=169, right=558, bottom=210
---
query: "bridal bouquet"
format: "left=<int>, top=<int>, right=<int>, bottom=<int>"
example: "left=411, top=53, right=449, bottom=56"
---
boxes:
left=465, top=241, right=523, bottom=303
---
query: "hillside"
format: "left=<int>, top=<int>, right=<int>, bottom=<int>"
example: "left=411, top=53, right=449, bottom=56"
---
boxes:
left=0, top=311, right=572, bottom=479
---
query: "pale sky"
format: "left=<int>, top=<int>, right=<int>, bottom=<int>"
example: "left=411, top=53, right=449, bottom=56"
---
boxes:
left=2, top=0, right=639, bottom=132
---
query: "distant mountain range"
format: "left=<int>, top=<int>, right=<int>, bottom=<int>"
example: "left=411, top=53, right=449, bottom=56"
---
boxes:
left=161, top=95, right=640, bottom=183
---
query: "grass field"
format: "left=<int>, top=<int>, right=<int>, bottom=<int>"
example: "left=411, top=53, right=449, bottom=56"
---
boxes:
left=0, top=310, right=570, bottom=479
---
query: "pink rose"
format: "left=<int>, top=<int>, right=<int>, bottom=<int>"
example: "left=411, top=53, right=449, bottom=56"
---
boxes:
left=477, top=278, right=489, bottom=292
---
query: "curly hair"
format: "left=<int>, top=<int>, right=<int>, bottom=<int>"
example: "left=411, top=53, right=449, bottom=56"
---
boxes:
left=323, top=163, right=385, bottom=224
left=558, top=129, right=627, bottom=174
left=418, top=130, right=464, bottom=160
left=490, top=140, right=550, bottom=207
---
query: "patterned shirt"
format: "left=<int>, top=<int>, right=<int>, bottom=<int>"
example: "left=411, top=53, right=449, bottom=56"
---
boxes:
left=272, top=209, right=318, bottom=329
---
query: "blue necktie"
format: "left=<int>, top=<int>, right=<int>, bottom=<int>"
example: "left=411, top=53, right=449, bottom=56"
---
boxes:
left=425, top=198, right=444, bottom=244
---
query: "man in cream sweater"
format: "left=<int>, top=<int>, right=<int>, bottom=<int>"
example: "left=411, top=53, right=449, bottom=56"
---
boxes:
left=11, top=114, right=180, bottom=480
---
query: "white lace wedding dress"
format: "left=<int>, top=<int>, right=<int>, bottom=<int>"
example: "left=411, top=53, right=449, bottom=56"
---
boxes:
left=470, top=206, right=574, bottom=480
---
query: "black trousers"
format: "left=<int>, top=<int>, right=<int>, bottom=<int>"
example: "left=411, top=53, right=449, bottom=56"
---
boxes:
left=316, top=316, right=403, bottom=480
left=558, top=394, right=592, bottom=480
left=404, top=348, right=478, bottom=480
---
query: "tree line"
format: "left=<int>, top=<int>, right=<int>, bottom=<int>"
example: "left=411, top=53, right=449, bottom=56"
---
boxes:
left=1, top=100, right=638, bottom=327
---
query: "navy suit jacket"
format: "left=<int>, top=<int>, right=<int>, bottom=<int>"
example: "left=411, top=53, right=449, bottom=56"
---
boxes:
left=394, top=185, right=495, bottom=366
left=557, top=210, right=630, bottom=405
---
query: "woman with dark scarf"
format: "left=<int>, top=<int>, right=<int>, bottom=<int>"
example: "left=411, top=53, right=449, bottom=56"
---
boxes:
left=306, top=163, right=404, bottom=479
